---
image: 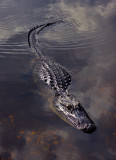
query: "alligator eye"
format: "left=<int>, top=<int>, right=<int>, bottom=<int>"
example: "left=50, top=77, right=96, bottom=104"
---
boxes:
left=67, top=105, right=73, bottom=110
left=78, top=103, right=82, bottom=107
left=77, top=103, right=83, bottom=111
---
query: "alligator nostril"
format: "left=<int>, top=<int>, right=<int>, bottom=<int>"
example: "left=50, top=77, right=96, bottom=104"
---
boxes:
left=82, top=125, right=96, bottom=134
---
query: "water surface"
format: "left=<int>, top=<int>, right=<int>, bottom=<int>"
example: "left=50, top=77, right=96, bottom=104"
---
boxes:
left=0, top=0, right=116, bottom=159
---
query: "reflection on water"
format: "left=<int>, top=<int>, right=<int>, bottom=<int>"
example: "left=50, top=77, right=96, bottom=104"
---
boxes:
left=0, top=0, right=116, bottom=159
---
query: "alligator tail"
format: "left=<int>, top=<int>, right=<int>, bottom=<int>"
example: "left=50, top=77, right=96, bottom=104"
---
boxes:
left=28, top=20, right=63, bottom=58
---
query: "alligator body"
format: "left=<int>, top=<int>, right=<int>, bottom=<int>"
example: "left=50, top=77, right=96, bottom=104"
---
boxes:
left=28, top=21, right=96, bottom=133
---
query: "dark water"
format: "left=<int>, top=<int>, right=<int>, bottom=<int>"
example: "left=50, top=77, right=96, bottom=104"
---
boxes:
left=0, top=0, right=116, bottom=159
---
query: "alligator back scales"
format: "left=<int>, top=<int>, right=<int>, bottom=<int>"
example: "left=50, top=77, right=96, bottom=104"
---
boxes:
left=28, top=21, right=71, bottom=95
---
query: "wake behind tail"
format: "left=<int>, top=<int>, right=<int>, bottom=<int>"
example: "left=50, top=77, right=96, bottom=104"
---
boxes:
left=28, top=20, right=63, bottom=58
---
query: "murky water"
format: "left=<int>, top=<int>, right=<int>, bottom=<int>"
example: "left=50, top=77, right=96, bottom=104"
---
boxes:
left=0, top=0, right=116, bottom=159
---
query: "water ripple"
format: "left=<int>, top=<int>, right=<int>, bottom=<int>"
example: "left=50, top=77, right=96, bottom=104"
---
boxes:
left=39, top=15, right=116, bottom=51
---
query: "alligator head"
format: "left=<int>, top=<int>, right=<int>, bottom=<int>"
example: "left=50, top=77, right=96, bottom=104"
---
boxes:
left=53, top=94, right=96, bottom=133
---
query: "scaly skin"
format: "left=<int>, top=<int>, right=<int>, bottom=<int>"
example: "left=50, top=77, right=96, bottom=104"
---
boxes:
left=28, top=21, right=96, bottom=133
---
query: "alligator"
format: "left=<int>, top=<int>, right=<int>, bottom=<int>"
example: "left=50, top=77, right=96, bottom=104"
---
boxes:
left=28, top=21, right=96, bottom=133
